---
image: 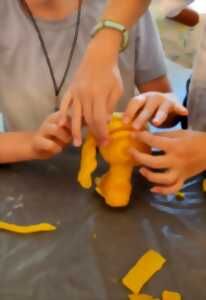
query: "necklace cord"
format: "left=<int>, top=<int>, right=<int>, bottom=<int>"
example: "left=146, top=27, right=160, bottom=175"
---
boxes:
left=22, top=0, right=83, bottom=97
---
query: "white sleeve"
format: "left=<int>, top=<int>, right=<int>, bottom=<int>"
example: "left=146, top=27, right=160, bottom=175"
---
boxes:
left=152, top=0, right=194, bottom=17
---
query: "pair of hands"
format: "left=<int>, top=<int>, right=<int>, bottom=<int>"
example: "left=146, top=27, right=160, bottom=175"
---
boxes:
left=29, top=112, right=71, bottom=160
left=125, top=93, right=206, bottom=195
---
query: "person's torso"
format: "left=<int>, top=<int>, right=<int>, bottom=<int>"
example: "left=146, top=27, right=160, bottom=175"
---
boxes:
left=0, top=0, right=137, bottom=131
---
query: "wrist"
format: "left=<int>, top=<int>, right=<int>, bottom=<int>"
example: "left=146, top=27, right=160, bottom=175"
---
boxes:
left=21, top=132, right=38, bottom=161
left=88, top=29, right=121, bottom=60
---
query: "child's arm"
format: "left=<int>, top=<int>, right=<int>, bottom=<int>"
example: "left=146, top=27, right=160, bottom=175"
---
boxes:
left=0, top=132, right=35, bottom=163
left=61, top=0, right=151, bottom=147
left=138, top=76, right=172, bottom=94
left=123, top=11, right=187, bottom=129
left=0, top=112, right=71, bottom=164
left=167, top=7, right=199, bottom=27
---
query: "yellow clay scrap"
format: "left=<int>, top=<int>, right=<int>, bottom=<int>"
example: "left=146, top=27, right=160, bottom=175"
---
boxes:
left=0, top=221, right=56, bottom=234
left=162, top=291, right=181, bottom=300
left=129, top=294, right=158, bottom=300
left=176, top=192, right=185, bottom=200
left=122, top=250, right=166, bottom=294
left=202, top=179, right=206, bottom=192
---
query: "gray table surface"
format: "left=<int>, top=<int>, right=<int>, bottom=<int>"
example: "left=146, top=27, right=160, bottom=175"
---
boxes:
left=0, top=148, right=205, bottom=300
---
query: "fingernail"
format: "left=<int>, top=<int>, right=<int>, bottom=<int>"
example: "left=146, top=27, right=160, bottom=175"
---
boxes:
left=59, top=119, right=66, bottom=127
left=153, top=118, right=160, bottom=123
left=153, top=118, right=161, bottom=126
left=137, top=95, right=146, bottom=101
left=151, top=188, right=159, bottom=194
left=181, top=108, right=188, bottom=114
left=123, top=116, right=130, bottom=124
left=101, top=139, right=109, bottom=148
left=74, top=139, right=81, bottom=147
left=154, top=111, right=166, bottom=122
left=139, top=168, right=144, bottom=175
left=133, top=122, right=141, bottom=130
left=128, top=148, right=134, bottom=155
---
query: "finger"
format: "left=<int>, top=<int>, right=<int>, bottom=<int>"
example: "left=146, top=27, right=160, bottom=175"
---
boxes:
left=93, top=95, right=109, bottom=146
left=107, top=86, right=123, bottom=114
left=151, top=180, right=184, bottom=195
left=139, top=168, right=178, bottom=185
left=174, top=102, right=188, bottom=116
left=135, top=131, right=173, bottom=151
left=59, top=115, right=71, bottom=130
left=123, top=95, right=146, bottom=124
left=37, top=136, right=62, bottom=155
left=129, top=148, right=170, bottom=169
left=54, top=127, right=71, bottom=145
left=44, top=123, right=71, bottom=144
left=46, top=111, right=62, bottom=123
left=81, top=93, right=93, bottom=126
left=133, top=96, right=161, bottom=130
left=71, top=99, right=82, bottom=147
left=60, top=90, right=73, bottom=117
left=152, top=101, right=171, bottom=126
left=153, top=102, right=188, bottom=127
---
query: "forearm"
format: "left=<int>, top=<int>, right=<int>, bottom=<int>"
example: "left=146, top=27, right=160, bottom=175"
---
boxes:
left=138, top=76, right=172, bottom=94
left=0, top=132, right=34, bottom=164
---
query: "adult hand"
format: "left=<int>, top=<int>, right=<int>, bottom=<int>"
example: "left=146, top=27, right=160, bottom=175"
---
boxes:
left=60, top=31, right=124, bottom=147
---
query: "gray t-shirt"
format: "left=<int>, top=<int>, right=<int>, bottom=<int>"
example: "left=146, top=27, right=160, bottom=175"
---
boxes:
left=0, top=0, right=166, bottom=131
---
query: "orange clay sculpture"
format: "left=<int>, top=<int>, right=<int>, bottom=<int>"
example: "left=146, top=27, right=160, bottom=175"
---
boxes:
left=78, top=113, right=150, bottom=207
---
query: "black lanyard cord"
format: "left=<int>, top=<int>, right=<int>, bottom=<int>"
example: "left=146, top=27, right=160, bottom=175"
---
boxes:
left=22, top=0, right=83, bottom=98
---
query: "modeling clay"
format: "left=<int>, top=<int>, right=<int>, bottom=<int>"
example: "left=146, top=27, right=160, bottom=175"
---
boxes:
left=78, top=133, right=97, bottom=189
left=122, top=250, right=166, bottom=294
left=0, top=221, right=56, bottom=234
left=176, top=192, right=185, bottom=200
left=129, top=294, right=158, bottom=300
left=162, top=291, right=181, bottom=300
left=78, top=113, right=149, bottom=207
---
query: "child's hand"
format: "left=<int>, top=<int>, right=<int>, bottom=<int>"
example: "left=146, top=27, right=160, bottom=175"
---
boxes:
left=31, top=112, right=71, bottom=160
left=130, top=130, right=206, bottom=195
left=123, top=92, right=188, bottom=130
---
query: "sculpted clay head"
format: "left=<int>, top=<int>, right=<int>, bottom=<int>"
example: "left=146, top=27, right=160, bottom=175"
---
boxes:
left=78, top=113, right=150, bottom=207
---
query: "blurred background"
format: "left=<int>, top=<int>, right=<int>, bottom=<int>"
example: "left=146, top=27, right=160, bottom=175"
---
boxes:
left=152, top=0, right=206, bottom=100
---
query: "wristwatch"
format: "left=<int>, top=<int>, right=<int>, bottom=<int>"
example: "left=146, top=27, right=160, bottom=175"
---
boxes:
left=91, top=20, right=129, bottom=52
